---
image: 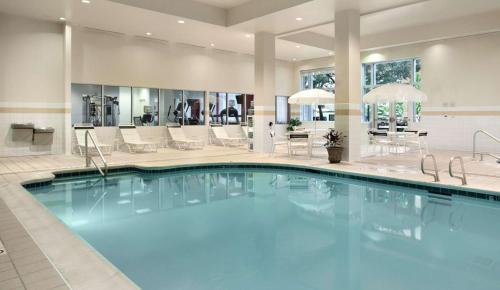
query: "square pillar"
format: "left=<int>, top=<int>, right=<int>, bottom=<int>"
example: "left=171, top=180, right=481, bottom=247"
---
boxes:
left=335, top=9, right=361, bottom=162
left=254, top=32, right=275, bottom=153
left=64, top=24, right=72, bottom=155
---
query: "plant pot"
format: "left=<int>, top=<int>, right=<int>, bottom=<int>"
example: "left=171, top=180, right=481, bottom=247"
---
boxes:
left=326, top=146, right=343, bottom=163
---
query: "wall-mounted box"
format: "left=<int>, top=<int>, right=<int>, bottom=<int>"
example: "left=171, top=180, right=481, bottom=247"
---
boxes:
left=33, top=127, right=55, bottom=145
left=11, top=123, right=34, bottom=142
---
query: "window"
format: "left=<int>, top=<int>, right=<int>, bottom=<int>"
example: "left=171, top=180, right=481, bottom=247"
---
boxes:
left=299, top=68, right=335, bottom=121
left=209, top=93, right=252, bottom=125
left=71, top=84, right=103, bottom=127
left=183, top=90, right=205, bottom=125
left=362, top=58, right=422, bottom=128
left=132, top=88, right=159, bottom=126
left=275, top=96, right=290, bottom=124
left=159, top=89, right=183, bottom=126
left=103, top=86, right=131, bottom=126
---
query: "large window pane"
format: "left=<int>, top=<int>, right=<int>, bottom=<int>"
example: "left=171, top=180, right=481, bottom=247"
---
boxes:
left=160, top=89, right=183, bottom=126
left=209, top=92, right=227, bottom=125
left=184, top=90, right=205, bottom=125
left=275, top=96, right=289, bottom=124
left=103, top=86, right=131, bottom=126
left=299, top=68, right=335, bottom=122
left=71, top=84, right=103, bottom=127
left=132, top=88, right=159, bottom=126
left=226, top=93, right=244, bottom=124
left=375, top=60, right=412, bottom=85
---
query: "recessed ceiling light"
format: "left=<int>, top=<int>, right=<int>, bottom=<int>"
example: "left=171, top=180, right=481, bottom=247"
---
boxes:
left=146, top=32, right=152, bottom=36
left=59, top=17, right=66, bottom=21
left=295, top=17, right=303, bottom=21
left=81, top=0, right=91, bottom=4
left=177, top=20, right=185, bottom=24
left=210, top=43, right=215, bottom=47
left=245, top=34, right=252, bottom=38
left=328, top=51, right=333, bottom=55
left=295, top=45, right=301, bottom=48
left=292, top=58, right=297, bottom=61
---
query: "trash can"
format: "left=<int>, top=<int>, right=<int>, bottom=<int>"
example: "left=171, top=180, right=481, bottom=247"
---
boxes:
left=33, top=127, right=55, bottom=145
left=11, top=123, right=34, bottom=142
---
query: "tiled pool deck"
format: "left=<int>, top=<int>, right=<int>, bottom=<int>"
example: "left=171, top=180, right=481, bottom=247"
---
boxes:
left=0, top=146, right=499, bottom=289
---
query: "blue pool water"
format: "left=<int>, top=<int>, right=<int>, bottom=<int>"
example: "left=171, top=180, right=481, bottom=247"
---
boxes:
left=29, top=167, right=500, bottom=290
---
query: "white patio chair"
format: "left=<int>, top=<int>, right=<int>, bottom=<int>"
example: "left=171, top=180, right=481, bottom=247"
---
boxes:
left=270, top=129, right=289, bottom=155
left=167, top=127, right=204, bottom=150
left=210, top=126, right=247, bottom=147
left=74, top=127, right=113, bottom=156
left=119, top=125, right=158, bottom=153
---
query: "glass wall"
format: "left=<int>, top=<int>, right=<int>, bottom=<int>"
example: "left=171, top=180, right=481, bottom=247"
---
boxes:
left=183, top=90, right=205, bottom=125
left=103, top=86, right=131, bottom=126
left=362, top=58, right=422, bottom=129
left=71, top=84, right=103, bottom=127
left=132, top=88, right=159, bottom=126
left=226, top=93, right=245, bottom=124
left=71, top=84, right=253, bottom=127
left=160, top=89, right=183, bottom=126
left=275, top=96, right=290, bottom=124
left=299, top=68, right=335, bottom=121
left=209, top=93, right=253, bottom=125
left=209, top=92, right=227, bottom=125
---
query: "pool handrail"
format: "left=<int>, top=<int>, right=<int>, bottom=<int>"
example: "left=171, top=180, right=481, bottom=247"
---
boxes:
left=85, top=130, right=108, bottom=176
left=472, top=130, right=500, bottom=161
left=421, top=154, right=440, bottom=182
left=449, top=156, right=467, bottom=185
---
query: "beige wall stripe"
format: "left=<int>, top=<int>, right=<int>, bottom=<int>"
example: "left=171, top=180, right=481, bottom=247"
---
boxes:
left=422, top=111, right=500, bottom=116
left=0, top=107, right=69, bottom=113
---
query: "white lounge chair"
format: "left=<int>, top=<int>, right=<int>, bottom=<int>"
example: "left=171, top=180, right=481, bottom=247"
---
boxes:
left=119, top=125, right=158, bottom=153
left=210, top=126, right=247, bottom=147
left=167, top=127, right=204, bottom=150
left=74, top=127, right=113, bottom=156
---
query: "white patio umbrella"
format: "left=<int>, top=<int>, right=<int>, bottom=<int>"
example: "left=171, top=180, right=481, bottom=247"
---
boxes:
left=363, top=83, right=428, bottom=104
left=288, top=89, right=335, bottom=105
left=288, top=89, right=335, bottom=132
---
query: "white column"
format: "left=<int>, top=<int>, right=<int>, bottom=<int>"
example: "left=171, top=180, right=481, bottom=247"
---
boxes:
left=254, top=32, right=275, bottom=153
left=63, top=24, right=72, bottom=155
left=334, top=6, right=361, bottom=162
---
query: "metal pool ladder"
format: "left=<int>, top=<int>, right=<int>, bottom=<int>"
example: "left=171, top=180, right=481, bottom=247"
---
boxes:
left=421, top=154, right=440, bottom=182
left=85, top=130, right=108, bottom=177
left=472, top=130, right=500, bottom=162
left=449, top=156, right=467, bottom=185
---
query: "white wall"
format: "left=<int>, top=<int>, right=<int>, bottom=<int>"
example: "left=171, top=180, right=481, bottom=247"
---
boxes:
left=72, top=27, right=294, bottom=96
left=0, top=13, right=65, bottom=156
left=294, top=32, right=500, bottom=152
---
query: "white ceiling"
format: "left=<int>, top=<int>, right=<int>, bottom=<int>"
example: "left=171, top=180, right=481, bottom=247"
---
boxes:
left=192, top=0, right=252, bottom=9
left=0, top=0, right=499, bottom=62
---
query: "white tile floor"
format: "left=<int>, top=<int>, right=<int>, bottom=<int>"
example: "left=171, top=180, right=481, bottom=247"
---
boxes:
left=0, top=144, right=499, bottom=289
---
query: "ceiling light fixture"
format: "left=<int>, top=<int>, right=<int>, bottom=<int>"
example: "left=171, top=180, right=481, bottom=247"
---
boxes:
left=295, top=17, right=303, bottom=21
left=328, top=52, right=333, bottom=55
left=59, top=17, right=66, bottom=21
left=177, top=20, right=185, bottom=24
left=146, top=32, right=152, bottom=36
left=81, top=0, right=91, bottom=4
left=292, top=58, right=297, bottom=61
left=296, top=45, right=301, bottom=48
left=210, top=43, right=215, bottom=47
left=245, top=34, right=252, bottom=38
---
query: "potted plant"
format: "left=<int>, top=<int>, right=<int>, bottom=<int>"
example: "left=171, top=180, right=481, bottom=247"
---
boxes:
left=324, top=129, right=345, bottom=163
left=287, top=118, right=302, bottom=131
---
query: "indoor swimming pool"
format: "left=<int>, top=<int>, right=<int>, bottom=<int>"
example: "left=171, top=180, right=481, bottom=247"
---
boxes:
left=28, top=166, right=500, bottom=290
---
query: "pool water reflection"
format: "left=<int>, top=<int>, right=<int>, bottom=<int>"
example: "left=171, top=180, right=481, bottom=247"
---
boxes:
left=29, top=169, right=500, bottom=290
